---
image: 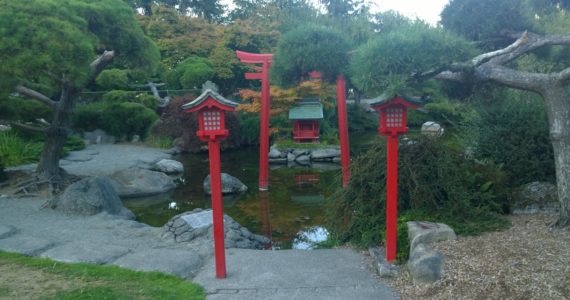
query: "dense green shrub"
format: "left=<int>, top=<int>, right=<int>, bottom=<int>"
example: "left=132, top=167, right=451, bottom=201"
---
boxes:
left=63, top=135, right=85, bottom=153
left=73, top=101, right=158, bottom=140
left=0, top=97, right=52, bottom=122
left=327, top=136, right=510, bottom=261
left=350, top=23, right=475, bottom=96
left=237, top=113, right=260, bottom=145
left=271, top=25, right=350, bottom=86
left=96, top=69, right=129, bottom=90
left=470, top=93, right=555, bottom=187
left=100, top=103, right=158, bottom=140
left=73, top=102, right=107, bottom=132
left=346, top=104, right=377, bottom=132
left=102, top=90, right=158, bottom=110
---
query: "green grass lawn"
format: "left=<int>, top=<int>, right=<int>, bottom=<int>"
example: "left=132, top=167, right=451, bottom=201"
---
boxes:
left=0, top=251, right=205, bottom=300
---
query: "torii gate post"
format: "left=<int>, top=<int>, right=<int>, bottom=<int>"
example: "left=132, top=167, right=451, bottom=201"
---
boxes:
left=236, top=50, right=273, bottom=191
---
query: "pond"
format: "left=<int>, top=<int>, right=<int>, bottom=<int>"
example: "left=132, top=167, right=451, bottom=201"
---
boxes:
left=124, top=131, right=380, bottom=249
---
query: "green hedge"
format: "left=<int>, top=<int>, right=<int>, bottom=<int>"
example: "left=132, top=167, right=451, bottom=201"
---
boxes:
left=73, top=102, right=158, bottom=140
left=471, top=94, right=555, bottom=187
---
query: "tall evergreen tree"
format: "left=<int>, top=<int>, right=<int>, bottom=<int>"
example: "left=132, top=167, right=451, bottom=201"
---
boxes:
left=0, top=0, right=159, bottom=189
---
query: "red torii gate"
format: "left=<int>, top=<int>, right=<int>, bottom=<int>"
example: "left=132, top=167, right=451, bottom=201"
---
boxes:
left=236, top=50, right=351, bottom=189
left=236, top=50, right=273, bottom=191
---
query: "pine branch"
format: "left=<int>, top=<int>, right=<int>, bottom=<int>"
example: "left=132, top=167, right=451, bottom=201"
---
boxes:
left=89, top=50, right=115, bottom=80
left=10, top=121, right=46, bottom=133
left=15, top=85, right=57, bottom=110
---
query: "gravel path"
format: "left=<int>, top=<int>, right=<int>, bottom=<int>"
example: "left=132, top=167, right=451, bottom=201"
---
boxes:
left=391, top=213, right=570, bottom=299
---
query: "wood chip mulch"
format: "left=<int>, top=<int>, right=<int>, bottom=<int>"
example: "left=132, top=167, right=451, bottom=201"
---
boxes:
left=390, top=214, right=570, bottom=300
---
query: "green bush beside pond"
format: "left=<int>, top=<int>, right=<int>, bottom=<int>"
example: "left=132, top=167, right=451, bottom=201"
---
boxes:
left=327, top=135, right=511, bottom=262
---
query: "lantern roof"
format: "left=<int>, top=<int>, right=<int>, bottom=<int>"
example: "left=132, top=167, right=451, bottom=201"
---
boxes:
left=369, top=93, right=424, bottom=111
left=289, top=98, right=324, bottom=120
left=181, top=89, right=238, bottom=112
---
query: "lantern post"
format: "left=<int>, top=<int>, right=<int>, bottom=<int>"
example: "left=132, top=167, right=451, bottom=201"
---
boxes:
left=182, top=89, right=238, bottom=278
left=370, top=94, right=421, bottom=262
left=236, top=50, right=273, bottom=191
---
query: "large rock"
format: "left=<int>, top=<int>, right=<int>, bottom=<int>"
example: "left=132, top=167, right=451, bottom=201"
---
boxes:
left=407, top=221, right=457, bottom=254
left=269, top=147, right=283, bottom=159
left=49, top=177, right=134, bottom=219
left=406, top=221, right=454, bottom=284
left=408, top=244, right=444, bottom=284
left=310, top=148, right=341, bottom=160
left=512, top=181, right=559, bottom=214
left=203, top=173, right=247, bottom=195
left=161, top=209, right=270, bottom=249
left=41, top=243, right=130, bottom=265
left=421, top=121, right=444, bottom=136
left=113, top=248, right=203, bottom=279
left=152, top=159, right=184, bottom=174
left=0, top=236, right=55, bottom=256
left=109, top=167, right=176, bottom=198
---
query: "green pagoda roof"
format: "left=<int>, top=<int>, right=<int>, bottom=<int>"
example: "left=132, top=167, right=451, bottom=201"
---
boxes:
left=181, top=89, right=238, bottom=111
left=288, top=98, right=324, bottom=120
left=368, top=92, right=424, bottom=107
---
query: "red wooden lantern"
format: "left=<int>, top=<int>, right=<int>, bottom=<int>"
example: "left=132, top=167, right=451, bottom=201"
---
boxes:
left=370, top=94, right=422, bottom=262
left=372, top=95, right=421, bottom=137
left=182, top=89, right=237, bottom=279
left=182, top=89, right=237, bottom=142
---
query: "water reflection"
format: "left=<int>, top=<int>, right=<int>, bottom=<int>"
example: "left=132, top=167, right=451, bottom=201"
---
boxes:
left=123, top=132, right=378, bottom=249
left=292, top=226, right=330, bottom=250
left=259, top=191, right=272, bottom=249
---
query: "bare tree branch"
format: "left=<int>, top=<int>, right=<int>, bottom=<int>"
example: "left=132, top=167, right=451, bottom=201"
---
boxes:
left=434, top=71, right=470, bottom=82
left=89, top=50, right=115, bottom=80
left=488, top=32, right=570, bottom=66
left=10, top=121, right=46, bottom=133
left=476, top=65, right=551, bottom=93
left=558, top=67, right=570, bottom=84
left=471, top=31, right=529, bottom=66
left=15, top=85, right=57, bottom=109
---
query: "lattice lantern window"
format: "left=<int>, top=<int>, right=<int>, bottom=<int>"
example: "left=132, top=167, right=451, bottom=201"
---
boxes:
left=202, top=110, right=222, bottom=131
left=385, top=106, right=404, bottom=129
left=371, top=95, right=420, bottom=136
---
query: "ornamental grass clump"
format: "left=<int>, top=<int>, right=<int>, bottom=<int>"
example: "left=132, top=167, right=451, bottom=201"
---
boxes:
left=327, top=135, right=510, bottom=261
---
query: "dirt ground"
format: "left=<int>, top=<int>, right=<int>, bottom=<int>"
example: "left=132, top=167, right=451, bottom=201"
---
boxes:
left=390, top=214, right=570, bottom=300
left=0, top=263, right=87, bottom=299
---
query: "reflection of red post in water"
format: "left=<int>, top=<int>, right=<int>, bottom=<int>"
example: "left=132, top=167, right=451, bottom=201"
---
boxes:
left=259, top=191, right=272, bottom=249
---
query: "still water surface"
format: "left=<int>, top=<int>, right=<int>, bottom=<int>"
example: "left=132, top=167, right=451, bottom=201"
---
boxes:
left=124, top=132, right=379, bottom=249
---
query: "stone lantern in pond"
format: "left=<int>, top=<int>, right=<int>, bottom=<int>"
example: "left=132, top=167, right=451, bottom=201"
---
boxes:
left=370, top=93, right=422, bottom=262
left=182, top=89, right=238, bottom=279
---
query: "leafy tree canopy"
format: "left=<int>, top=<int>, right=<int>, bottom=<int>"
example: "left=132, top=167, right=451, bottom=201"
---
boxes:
left=440, top=0, right=535, bottom=46
left=350, top=23, right=476, bottom=96
left=0, top=0, right=160, bottom=98
left=271, top=25, right=350, bottom=86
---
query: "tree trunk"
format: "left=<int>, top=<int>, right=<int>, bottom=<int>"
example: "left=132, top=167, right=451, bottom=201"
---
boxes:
left=543, top=86, right=570, bottom=226
left=36, top=83, right=77, bottom=183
